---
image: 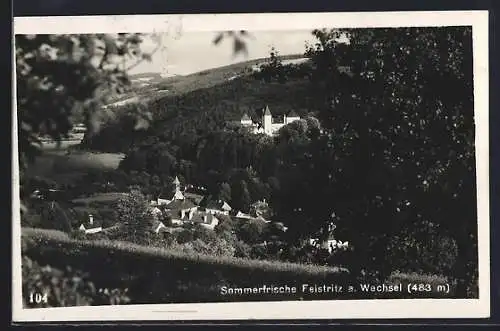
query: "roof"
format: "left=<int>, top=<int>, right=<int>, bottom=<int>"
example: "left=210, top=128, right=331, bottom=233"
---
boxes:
left=235, top=211, right=252, bottom=219
left=159, top=190, right=184, bottom=201
left=288, top=110, right=299, bottom=117
left=241, top=113, right=251, bottom=121
left=256, top=215, right=270, bottom=223
left=152, top=220, right=166, bottom=231
left=173, top=176, right=180, bottom=185
left=201, top=197, right=232, bottom=211
left=186, top=211, right=216, bottom=224
left=166, top=199, right=196, bottom=211
left=184, top=192, right=204, bottom=204
left=80, top=218, right=102, bottom=228
left=263, top=105, right=272, bottom=116
left=220, top=201, right=232, bottom=211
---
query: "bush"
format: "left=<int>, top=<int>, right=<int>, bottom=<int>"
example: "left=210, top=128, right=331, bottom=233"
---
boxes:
left=385, top=223, right=458, bottom=277
left=22, top=256, right=130, bottom=307
left=237, top=219, right=267, bottom=244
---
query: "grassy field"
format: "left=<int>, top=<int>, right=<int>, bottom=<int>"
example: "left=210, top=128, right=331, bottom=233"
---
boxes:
left=71, top=192, right=129, bottom=205
left=25, top=143, right=124, bottom=186
left=21, top=227, right=456, bottom=305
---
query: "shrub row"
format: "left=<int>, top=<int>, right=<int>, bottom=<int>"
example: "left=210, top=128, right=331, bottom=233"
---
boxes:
left=21, top=227, right=456, bottom=306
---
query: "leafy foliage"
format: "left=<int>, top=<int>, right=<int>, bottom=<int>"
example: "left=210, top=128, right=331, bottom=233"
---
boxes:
left=22, top=256, right=130, bottom=307
left=302, top=27, right=476, bottom=295
left=113, top=190, right=154, bottom=244
left=15, top=34, right=158, bottom=168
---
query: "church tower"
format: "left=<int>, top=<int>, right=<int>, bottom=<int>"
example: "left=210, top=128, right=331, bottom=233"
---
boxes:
left=263, top=105, right=272, bottom=135
left=173, top=176, right=181, bottom=192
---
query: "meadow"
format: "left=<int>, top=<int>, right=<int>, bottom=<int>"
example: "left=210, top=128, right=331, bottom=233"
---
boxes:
left=24, top=142, right=124, bottom=186
left=21, top=227, right=455, bottom=306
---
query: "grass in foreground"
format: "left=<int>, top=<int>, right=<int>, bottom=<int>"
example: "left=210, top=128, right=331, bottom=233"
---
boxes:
left=20, top=227, right=457, bottom=305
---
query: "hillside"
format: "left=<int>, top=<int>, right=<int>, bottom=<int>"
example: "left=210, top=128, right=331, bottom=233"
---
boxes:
left=86, top=56, right=320, bottom=153
left=22, top=227, right=454, bottom=305
left=104, top=54, right=308, bottom=107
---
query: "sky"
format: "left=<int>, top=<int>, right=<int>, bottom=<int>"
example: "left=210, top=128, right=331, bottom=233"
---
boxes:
left=128, top=30, right=318, bottom=76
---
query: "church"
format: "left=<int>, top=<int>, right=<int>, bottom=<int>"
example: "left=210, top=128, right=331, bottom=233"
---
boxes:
left=239, top=105, right=301, bottom=136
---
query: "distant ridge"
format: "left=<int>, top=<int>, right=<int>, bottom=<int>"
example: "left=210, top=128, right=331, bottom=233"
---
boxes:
left=109, top=53, right=309, bottom=106
left=130, top=53, right=305, bottom=80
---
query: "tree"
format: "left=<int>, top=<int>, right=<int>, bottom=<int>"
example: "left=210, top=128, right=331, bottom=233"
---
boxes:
left=15, top=34, right=160, bottom=169
left=218, top=182, right=232, bottom=202
left=114, top=189, right=154, bottom=244
left=232, top=180, right=251, bottom=213
left=16, top=32, right=249, bottom=210
left=303, top=27, right=476, bottom=295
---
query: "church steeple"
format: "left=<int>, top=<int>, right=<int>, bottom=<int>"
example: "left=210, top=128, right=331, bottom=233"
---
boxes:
left=263, top=105, right=272, bottom=135
left=173, top=176, right=181, bottom=192
left=263, top=105, right=272, bottom=116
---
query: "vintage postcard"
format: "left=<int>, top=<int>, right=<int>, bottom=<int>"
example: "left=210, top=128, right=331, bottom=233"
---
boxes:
left=12, top=11, right=490, bottom=321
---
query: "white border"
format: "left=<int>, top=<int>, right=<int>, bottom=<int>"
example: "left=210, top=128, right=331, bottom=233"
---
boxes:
left=12, top=11, right=490, bottom=321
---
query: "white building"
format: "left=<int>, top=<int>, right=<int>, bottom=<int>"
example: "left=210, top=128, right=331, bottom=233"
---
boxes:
left=78, top=214, right=103, bottom=235
left=156, top=176, right=185, bottom=205
left=239, top=105, right=301, bottom=136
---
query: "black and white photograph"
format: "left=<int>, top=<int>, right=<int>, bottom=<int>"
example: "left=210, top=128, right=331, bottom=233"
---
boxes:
left=12, top=11, right=490, bottom=321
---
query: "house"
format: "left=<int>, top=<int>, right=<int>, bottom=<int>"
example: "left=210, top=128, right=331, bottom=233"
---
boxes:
left=78, top=214, right=103, bottom=234
left=182, top=191, right=204, bottom=204
left=308, top=238, right=349, bottom=253
left=151, top=206, right=163, bottom=218
left=165, top=199, right=198, bottom=225
left=152, top=220, right=166, bottom=234
left=237, top=106, right=301, bottom=136
left=186, top=211, right=220, bottom=231
left=157, top=176, right=185, bottom=205
left=240, top=113, right=253, bottom=126
left=199, top=196, right=232, bottom=215
left=273, top=222, right=288, bottom=232
left=235, top=211, right=252, bottom=220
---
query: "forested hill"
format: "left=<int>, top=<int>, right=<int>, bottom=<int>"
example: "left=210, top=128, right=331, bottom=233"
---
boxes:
left=85, top=55, right=319, bottom=153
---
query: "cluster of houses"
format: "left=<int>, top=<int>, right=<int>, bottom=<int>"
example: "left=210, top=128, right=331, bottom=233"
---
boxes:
left=233, top=105, right=301, bottom=136
left=307, top=223, right=350, bottom=253
left=149, top=176, right=230, bottom=232
left=77, top=176, right=275, bottom=236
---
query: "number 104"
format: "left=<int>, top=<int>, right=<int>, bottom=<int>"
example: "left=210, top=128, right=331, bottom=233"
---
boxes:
left=29, top=292, right=48, bottom=304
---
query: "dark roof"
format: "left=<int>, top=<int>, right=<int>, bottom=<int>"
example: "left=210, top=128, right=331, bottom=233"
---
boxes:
left=200, top=197, right=228, bottom=210
left=288, top=110, right=299, bottom=117
left=184, top=192, right=204, bottom=204
left=184, top=211, right=214, bottom=224
left=241, top=113, right=251, bottom=121
left=81, top=218, right=102, bottom=228
left=166, top=199, right=196, bottom=211
left=198, top=195, right=212, bottom=207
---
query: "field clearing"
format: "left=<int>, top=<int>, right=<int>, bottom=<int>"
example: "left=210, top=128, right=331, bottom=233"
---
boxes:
left=72, top=192, right=129, bottom=205
left=25, top=142, right=124, bottom=185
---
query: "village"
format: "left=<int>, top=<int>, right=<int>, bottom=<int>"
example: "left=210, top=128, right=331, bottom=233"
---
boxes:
left=30, top=171, right=350, bottom=255
left=60, top=176, right=282, bottom=239
left=74, top=175, right=349, bottom=254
